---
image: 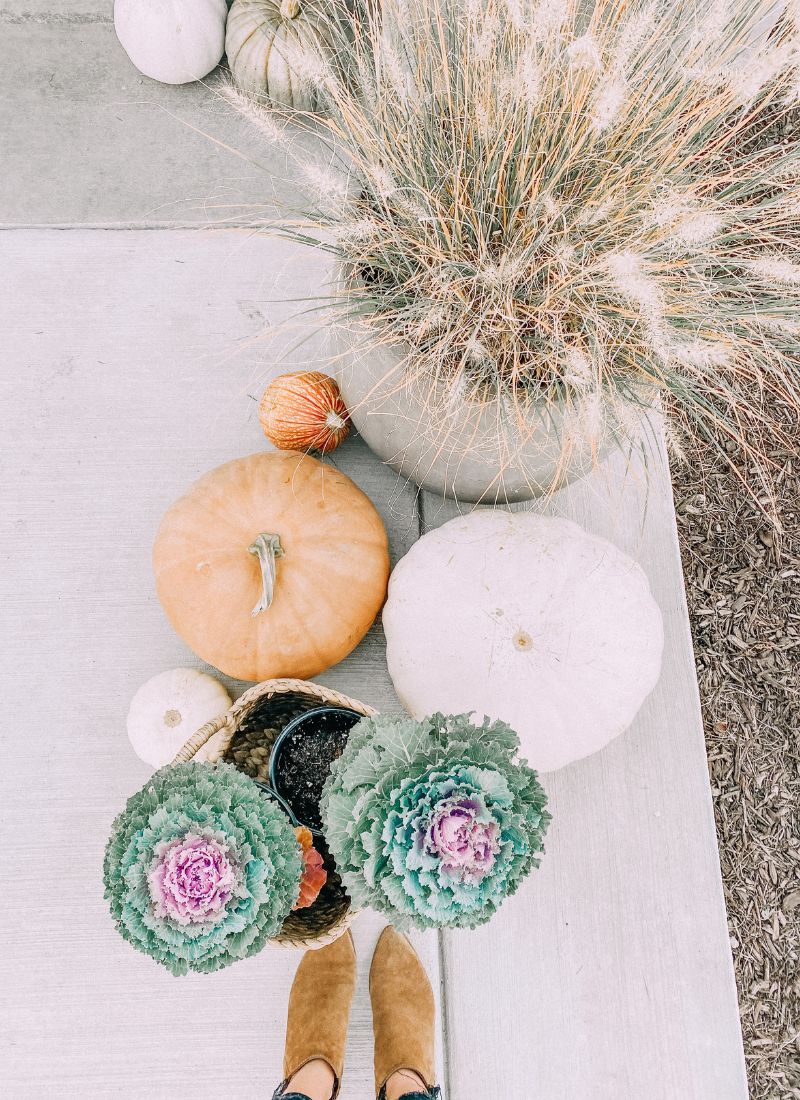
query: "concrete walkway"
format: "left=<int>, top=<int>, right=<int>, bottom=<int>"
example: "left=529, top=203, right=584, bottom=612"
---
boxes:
left=1, top=12, right=748, bottom=1100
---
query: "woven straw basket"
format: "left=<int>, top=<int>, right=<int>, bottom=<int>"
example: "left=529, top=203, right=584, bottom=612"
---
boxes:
left=170, top=678, right=377, bottom=951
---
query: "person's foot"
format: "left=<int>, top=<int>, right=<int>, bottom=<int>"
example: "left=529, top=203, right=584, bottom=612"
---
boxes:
left=284, top=1059, right=336, bottom=1100
left=369, top=926, right=436, bottom=1099
left=383, top=1068, right=430, bottom=1099
left=281, top=929, right=357, bottom=1100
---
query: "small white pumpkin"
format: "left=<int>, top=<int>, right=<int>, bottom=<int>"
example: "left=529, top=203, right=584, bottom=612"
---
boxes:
left=382, top=511, right=664, bottom=773
left=127, top=668, right=232, bottom=767
left=225, top=0, right=335, bottom=110
left=114, top=0, right=228, bottom=85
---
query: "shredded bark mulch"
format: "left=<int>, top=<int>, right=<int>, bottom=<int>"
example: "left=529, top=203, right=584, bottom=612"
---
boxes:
left=670, top=393, right=800, bottom=1097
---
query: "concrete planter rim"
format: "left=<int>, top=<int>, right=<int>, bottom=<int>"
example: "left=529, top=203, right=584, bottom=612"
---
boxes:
left=329, top=259, right=630, bottom=504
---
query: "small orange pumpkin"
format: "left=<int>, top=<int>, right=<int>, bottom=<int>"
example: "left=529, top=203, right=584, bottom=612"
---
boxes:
left=260, top=371, right=350, bottom=454
left=152, top=450, right=389, bottom=682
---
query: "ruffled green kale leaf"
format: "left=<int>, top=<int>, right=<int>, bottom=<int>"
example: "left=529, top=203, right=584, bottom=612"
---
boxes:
left=321, top=713, right=551, bottom=931
left=103, top=761, right=302, bottom=975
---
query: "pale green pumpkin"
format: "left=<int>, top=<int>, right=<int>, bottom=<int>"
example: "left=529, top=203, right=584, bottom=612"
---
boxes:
left=226, top=0, right=335, bottom=110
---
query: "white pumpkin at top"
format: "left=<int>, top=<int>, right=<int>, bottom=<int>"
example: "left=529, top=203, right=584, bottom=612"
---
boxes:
left=382, top=511, right=664, bottom=773
left=114, top=0, right=228, bottom=84
left=225, top=0, right=335, bottom=110
left=127, top=668, right=232, bottom=767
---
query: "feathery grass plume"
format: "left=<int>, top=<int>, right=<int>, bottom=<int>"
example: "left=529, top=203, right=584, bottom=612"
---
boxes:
left=216, top=83, right=291, bottom=146
left=226, top=0, right=800, bottom=488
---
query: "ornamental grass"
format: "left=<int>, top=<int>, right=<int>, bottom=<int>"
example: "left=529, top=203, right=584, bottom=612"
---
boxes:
left=221, top=0, right=800, bottom=491
left=320, top=712, right=551, bottom=930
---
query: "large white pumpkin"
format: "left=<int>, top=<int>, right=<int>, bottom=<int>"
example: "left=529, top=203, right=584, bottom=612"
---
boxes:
left=382, top=511, right=664, bottom=773
left=114, top=0, right=228, bottom=85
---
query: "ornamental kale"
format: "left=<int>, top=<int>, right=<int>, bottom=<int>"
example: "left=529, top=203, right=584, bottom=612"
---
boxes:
left=320, top=713, right=551, bottom=931
left=103, top=761, right=302, bottom=975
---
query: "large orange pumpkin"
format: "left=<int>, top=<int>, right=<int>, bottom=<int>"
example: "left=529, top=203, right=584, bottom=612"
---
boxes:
left=152, top=450, right=390, bottom=682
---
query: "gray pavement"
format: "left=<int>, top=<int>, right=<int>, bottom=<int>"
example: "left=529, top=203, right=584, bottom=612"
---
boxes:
left=2, top=12, right=315, bottom=226
left=1, top=7, right=749, bottom=1100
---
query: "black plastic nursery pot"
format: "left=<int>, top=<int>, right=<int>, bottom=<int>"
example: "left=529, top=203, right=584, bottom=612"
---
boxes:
left=218, top=687, right=369, bottom=945
left=268, top=706, right=364, bottom=836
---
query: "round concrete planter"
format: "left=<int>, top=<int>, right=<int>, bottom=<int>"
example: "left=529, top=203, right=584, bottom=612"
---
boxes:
left=330, top=271, right=618, bottom=505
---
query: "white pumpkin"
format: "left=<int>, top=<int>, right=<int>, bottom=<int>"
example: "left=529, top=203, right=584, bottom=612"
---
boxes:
left=225, top=0, right=335, bottom=110
left=382, top=511, right=664, bottom=773
left=114, top=0, right=228, bottom=85
left=127, top=668, right=232, bottom=767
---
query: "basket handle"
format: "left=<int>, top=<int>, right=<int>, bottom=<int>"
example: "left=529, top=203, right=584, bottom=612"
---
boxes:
left=169, top=678, right=379, bottom=769
left=170, top=712, right=231, bottom=765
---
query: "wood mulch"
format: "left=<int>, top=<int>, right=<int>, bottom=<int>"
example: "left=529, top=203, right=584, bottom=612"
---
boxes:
left=670, top=391, right=800, bottom=1098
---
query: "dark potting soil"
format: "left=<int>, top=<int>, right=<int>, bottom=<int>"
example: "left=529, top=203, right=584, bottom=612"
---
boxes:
left=273, top=710, right=359, bottom=832
left=221, top=694, right=359, bottom=931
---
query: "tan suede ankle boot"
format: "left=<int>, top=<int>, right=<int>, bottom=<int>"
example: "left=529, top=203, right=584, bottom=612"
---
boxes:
left=369, top=926, right=436, bottom=1098
left=281, top=929, right=357, bottom=1099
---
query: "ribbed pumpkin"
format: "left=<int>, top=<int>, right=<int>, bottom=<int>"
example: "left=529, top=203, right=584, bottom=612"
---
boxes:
left=225, top=0, right=335, bottom=110
left=152, top=451, right=389, bottom=682
left=383, top=511, right=664, bottom=773
left=127, top=668, right=232, bottom=767
left=260, top=371, right=350, bottom=454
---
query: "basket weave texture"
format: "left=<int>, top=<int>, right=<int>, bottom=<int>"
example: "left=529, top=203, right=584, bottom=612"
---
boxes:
left=170, top=678, right=377, bottom=951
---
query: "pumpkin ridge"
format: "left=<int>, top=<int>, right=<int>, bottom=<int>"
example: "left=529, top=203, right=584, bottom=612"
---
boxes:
left=239, top=28, right=270, bottom=67
left=152, top=515, right=253, bottom=567
left=261, top=26, right=276, bottom=85
left=238, top=452, right=316, bottom=528
left=285, top=536, right=388, bottom=556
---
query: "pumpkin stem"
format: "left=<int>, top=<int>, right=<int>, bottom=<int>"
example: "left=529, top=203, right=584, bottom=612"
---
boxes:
left=248, top=533, right=285, bottom=616
left=280, top=0, right=301, bottom=17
